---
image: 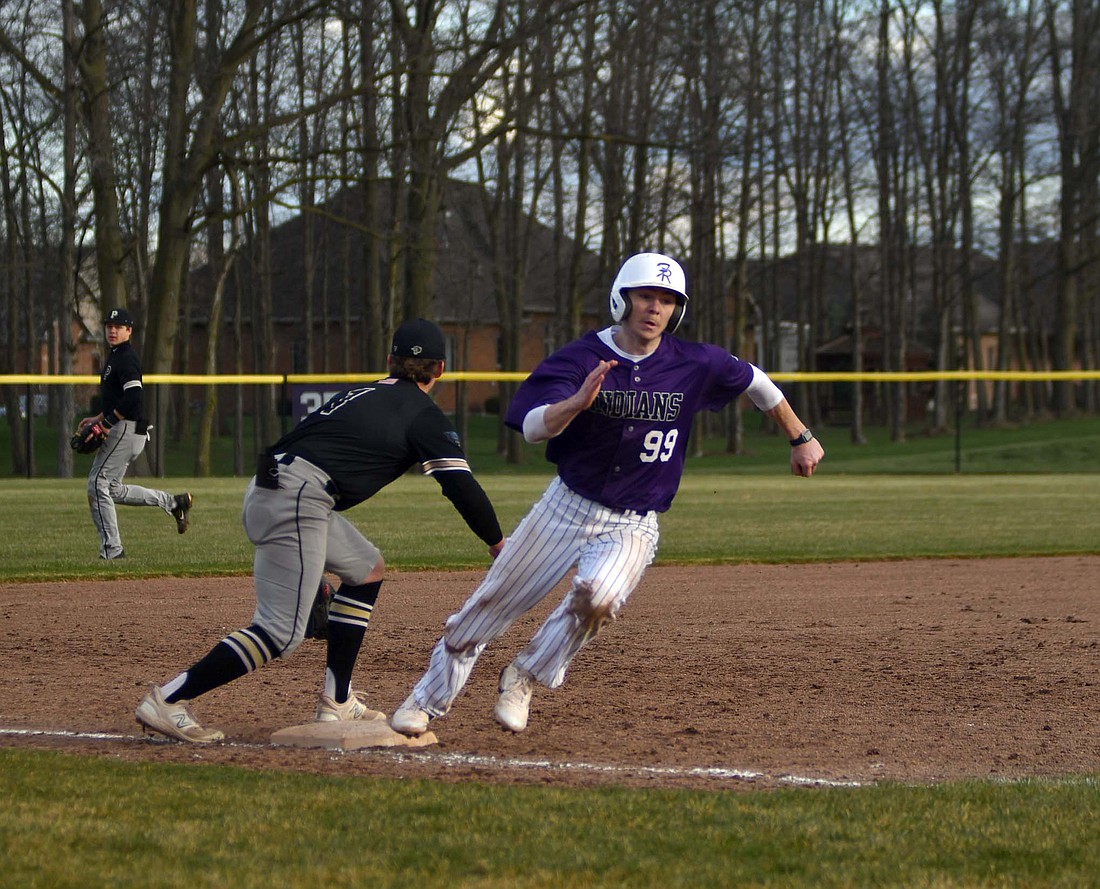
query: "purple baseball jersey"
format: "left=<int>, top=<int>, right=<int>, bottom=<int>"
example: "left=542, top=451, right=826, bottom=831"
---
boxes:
left=505, top=329, right=756, bottom=512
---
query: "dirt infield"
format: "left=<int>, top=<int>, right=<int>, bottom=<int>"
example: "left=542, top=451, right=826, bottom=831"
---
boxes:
left=2, top=557, right=1098, bottom=790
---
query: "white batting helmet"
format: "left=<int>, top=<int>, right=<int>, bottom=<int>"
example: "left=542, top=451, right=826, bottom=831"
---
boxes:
left=609, top=252, right=689, bottom=333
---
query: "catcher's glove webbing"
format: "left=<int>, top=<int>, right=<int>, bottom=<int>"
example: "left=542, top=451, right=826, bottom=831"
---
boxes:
left=305, top=579, right=333, bottom=640
left=71, top=422, right=109, bottom=454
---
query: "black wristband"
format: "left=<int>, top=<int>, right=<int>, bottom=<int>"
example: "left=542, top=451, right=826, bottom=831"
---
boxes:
left=101, top=415, right=114, bottom=430
left=789, top=429, right=813, bottom=447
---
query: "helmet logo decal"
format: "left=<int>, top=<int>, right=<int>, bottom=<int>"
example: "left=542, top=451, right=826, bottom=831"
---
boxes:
left=656, top=262, right=673, bottom=284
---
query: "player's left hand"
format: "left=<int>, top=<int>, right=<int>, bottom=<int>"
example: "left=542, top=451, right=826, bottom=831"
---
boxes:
left=71, top=422, right=108, bottom=454
left=790, top=438, right=825, bottom=477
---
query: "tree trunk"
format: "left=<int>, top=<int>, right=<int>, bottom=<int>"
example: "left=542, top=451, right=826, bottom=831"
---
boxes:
left=76, top=0, right=129, bottom=315
left=145, top=0, right=266, bottom=379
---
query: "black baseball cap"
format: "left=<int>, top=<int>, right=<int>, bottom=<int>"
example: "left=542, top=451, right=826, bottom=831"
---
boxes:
left=105, top=307, right=135, bottom=327
left=391, top=318, right=446, bottom=360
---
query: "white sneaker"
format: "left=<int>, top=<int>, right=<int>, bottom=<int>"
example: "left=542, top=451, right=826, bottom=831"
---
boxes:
left=390, top=693, right=431, bottom=736
left=494, top=664, right=534, bottom=732
left=315, top=691, right=386, bottom=722
left=135, top=686, right=224, bottom=743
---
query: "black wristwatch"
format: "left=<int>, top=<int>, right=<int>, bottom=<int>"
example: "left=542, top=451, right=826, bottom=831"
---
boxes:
left=789, top=429, right=814, bottom=447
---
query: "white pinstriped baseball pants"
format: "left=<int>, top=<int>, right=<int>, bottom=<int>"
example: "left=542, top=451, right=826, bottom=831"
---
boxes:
left=414, top=476, right=659, bottom=716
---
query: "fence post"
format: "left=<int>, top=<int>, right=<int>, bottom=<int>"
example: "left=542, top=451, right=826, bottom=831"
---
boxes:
left=25, top=382, right=32, bottom=479
left=155, top=384, right=162, bottom=477
left=281, top=375, right=289, bottom=437
left=954, top=374, right=963, bottom=474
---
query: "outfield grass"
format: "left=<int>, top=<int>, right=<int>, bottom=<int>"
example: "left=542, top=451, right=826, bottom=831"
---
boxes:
left=3, top=417, right=1100, bottom=885
left=0, top=473, right=1098, bottom=581
left=2, top=749, right=1099, bottom=888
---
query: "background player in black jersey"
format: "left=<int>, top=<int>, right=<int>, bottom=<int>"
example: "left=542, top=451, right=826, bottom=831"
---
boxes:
left=136, top=318, right=505, bottom=743
left=76, top=307, right=192, bottom=560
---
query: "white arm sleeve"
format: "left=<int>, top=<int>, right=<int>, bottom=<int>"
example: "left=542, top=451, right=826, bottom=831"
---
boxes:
left=521, top=404, right=552, bottom=443
left=745, top=364, right=785, bottom=411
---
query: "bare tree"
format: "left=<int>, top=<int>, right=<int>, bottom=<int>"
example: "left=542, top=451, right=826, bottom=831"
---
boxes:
left=388, top=0, right=572, bottom=321
left=727, top=0, right=768, bottom=455
left=0, top=83, right=30, bottom=475
left=145, top=1, right=281, bottom=381
left=355, top=1, right=388, bottom=372
left=978, top=0, right=1047, bottom=421
left=1046, top=0, right=1100, bottom=414
left=55, top=0, right=81, bottom=478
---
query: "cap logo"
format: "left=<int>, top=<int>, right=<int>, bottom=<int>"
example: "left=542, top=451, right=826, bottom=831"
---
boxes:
left=411, top=345, right=422, bottom=355
left=656, top=262, right=673, bottom=284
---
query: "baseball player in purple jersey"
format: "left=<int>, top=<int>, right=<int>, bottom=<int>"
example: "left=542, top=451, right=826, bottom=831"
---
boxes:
left=392, top=252, right=824, bottom=735
left=136, top=319, right=504, bottom=743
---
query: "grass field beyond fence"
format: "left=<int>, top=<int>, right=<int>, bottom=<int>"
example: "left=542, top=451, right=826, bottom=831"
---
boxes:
left=3, top=413, right=1100, bottom=478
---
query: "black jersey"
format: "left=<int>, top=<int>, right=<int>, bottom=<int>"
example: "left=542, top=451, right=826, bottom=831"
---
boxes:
left=271, top=377, right=501, bottom=544
left=101, top=340, right=144, bottom=421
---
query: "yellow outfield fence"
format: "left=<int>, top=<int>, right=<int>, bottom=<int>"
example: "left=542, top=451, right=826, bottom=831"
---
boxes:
left=2, top=369, right=1100, bottom=385
left=1, top=369, right=1098, bottom=479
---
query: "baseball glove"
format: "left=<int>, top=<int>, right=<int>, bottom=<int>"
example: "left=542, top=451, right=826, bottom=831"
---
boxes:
left=305, top=579, right=334, bottom=640
left=70, top=422, right=109, bottom=454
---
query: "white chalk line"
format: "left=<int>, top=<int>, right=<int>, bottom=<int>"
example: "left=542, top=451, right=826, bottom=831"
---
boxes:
left=0, top=726, right=863, bottom=788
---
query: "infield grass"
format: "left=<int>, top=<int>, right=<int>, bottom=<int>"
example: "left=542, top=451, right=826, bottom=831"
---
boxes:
left=2, top=749, right=1098, bottom=888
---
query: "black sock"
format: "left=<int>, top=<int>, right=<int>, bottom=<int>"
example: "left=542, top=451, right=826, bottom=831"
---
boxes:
left=166, top=625, right=276, bottom=702
left=325, top=580, right=382, bottom=703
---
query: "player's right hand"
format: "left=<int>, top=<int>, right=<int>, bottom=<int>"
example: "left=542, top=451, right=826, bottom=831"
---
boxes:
left=577, top=360, right=617, bottom=409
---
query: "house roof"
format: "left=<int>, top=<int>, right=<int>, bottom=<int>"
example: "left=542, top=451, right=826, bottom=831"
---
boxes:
left=184, top=177, right=1067, bottom=347
left=731, top=239, right=1075, bottom=350
left=187, top=178, right=606, bottom=326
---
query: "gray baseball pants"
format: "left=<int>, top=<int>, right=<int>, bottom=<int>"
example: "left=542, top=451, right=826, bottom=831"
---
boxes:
left=86, top=419, right=176, bottom=559
left=240, top=455, right=381, bottom=658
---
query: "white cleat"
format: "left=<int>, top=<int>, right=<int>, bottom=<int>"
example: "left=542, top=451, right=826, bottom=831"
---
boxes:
left=135, top=685, right=224, bottom=743
left=315, top=691, right=386, bottom=722
left=390, top=693, right=431, bottom=736
left=494, top=664, right=534, bottom=732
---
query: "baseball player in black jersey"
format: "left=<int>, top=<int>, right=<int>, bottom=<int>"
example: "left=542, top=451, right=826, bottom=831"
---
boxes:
left=76, top=307, right=192, bottom=560
left=136, top=318, right=505, bottom=743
